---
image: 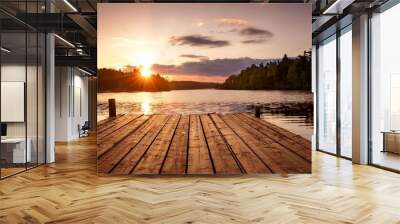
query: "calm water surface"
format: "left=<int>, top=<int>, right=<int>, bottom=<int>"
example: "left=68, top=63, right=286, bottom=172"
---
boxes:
left=98, top=89, right=313, bottom=139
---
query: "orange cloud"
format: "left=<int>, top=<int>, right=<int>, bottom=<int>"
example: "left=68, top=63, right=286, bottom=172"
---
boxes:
left=218, top=18, right=249, bottom=26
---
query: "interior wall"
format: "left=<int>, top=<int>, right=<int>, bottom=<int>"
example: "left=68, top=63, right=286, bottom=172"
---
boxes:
left=55, top=67, right=89, bottom=141
left=1, top=64, right=30, bottom=138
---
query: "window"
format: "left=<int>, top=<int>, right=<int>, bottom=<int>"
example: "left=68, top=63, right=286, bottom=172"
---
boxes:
left=370, top=2, right=400, bottom=171
left=317, top=35, right=337, bottom=154
left=339, top=26, right=352, bottom=158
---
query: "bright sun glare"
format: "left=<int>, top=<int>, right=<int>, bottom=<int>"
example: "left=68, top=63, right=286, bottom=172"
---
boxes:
left=138, top=54, right=154, bottom=78
left=141, top=65, right=152, bottom=78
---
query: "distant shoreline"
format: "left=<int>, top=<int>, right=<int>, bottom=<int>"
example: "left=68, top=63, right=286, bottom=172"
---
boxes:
left=98, top=88, right=313, bottom=94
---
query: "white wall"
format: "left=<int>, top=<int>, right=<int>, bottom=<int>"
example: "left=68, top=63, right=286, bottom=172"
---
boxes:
left=0, top=64, right=42, bottom=139
left=55, top=67, right=89, bottom=141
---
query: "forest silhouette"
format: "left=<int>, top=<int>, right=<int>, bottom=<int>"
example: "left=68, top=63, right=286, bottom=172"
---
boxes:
left=98, top=51, right=311, bottom=92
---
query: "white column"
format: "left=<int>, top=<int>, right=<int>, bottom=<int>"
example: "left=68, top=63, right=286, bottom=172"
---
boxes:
left=46, top=33, right=55, bottom=163
left=352, top=14, right=369, bottom=164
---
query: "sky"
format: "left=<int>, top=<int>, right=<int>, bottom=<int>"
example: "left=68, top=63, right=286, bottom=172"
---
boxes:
left=98, top=3, right=311, bottom=83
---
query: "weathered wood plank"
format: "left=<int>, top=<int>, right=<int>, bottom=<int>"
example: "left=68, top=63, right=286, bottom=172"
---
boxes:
left=219, top=114, right=286, bottom=173
left=97, top=115, right=151, bottom=158
left=111, top=115, right=170, bottom=175
left=242, top=113, right=311, bottom=148
left=187, top=115, right=214, bottom=175
left=97, top=115, right=117, bottom=127
left=200, top=114, right=241, bottom=174
left=97, top=114, right=142, bottom=142
left=237, top=113, right=311, bottom=162
left=97, top=114, right=125, bottom=134
left=209, top=114, right=270, bottom=174
left=224, top=114, right=310, bottom=173
left=133, top=115, right=181, bottom=174
left=97, top=115, right=159, bottom=173
left=97, top=112, right=311, bottom=175
left=161, top=115, right=190, bottom=174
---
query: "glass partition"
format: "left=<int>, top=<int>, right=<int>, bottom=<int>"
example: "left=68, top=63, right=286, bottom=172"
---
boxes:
left=38, top=32, right=46, bottom=165
left=27, top=31, right=38, bottom=169
left=317, top=35, right=337, bottom=154
left=0, top=2, right=46, bottom=179
left=1, top=31, right=28, bottom=177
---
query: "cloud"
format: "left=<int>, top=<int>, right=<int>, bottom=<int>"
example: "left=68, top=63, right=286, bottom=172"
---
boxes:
left=180, top=54, right=209, bottom=61
left=192, top=21, right=205, bottom=27
left=218, top=18, right=249, bottom=26
left=152, top=57, right=274, bottom=77
left=239, top=27, right=274, bottom=37
left=235, top=27, right=274, bottom=44
left=241, top=39, right=269, bottom=44
left=169, top=35, right=230, bottom=48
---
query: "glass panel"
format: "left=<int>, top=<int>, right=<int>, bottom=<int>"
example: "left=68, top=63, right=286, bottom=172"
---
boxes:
left=371, top=4, right=400, bottom=171
left=26, top=0, right=39, bottom=169
left=339, top=27, right=352, bottom=158
left=317, top=35, right=337, bottom=154
left=27, top=31, right=38, bottom=169
left=1, top=31, right=27, bottom=177
left=0, top=1, right=46, bottom=179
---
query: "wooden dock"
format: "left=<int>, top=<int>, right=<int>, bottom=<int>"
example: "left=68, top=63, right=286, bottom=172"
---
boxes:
left=97, top=113, right=311, bottom=175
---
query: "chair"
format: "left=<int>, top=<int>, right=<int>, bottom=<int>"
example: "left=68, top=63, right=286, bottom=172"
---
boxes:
left=79, top=121, right=90, bottom=138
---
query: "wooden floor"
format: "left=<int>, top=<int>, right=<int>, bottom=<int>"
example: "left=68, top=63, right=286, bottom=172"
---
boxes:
left=97, top=113, right=311, bottom=175
left=1, top=136, right=400, bottom=223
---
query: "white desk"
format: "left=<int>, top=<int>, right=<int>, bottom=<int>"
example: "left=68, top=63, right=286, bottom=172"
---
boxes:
left=1, top=138, right=31, bottom=163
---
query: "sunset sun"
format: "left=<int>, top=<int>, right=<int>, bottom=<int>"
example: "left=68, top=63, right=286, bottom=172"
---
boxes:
left=138, top=54, right=154, bottom=78
left=140, top=65, right=152, bottom=78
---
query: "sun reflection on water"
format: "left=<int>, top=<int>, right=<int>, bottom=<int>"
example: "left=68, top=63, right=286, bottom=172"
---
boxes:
left=141, top=100, right=152, bottom=115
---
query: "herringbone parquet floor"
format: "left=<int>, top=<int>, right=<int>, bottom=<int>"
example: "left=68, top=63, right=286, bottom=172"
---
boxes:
left=1, top=136, right=400, bottom=223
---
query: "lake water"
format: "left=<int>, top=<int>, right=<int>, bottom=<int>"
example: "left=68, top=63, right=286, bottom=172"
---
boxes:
left=97, top=89, right=313, bottom=139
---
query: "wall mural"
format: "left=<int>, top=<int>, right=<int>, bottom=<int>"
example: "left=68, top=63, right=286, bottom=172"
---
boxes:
left=97, top=3, right=312, bottom=175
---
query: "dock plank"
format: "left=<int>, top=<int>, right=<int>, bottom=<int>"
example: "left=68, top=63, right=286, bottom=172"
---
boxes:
left=97, top=112, right=311, bottom=175
left=209, top=114, right=270, bottom=174
left=97, top=115, right=125, bottom=134
left=200, top=114, right=241, bottom=174
left=97, top=115, right=159, bottom=173
left=236, top=113, right=311, bottom=162
left=97, top=115, right=151, bottom=158
left=133, top=115, right=181, bottom=174
left=219, top=114, right=286, bottom=173
left=187, top=115, right=214, bottom=175
left=242, top=113, right=311, bottom=148
left=161, top=115, right=190, bottom=174
left=225, top=114, right=310, bottom=173
left=111, top=115, right=170, bottom=175
left=97, top=114, right=142, bottom=143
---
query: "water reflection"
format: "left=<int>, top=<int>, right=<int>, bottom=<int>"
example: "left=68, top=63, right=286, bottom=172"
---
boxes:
left=97, top=89, right=313, bottom=138
left=141, top=100, right=151, bottom=115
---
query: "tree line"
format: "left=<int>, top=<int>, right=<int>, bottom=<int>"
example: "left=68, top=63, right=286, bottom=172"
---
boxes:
left=98, top=68, right=216, bottom=92
left=98, top=51, right=311, bottom=92
left=98, top=68, right=170, bottom=92
left=219, top=52, right=311, bottom=90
